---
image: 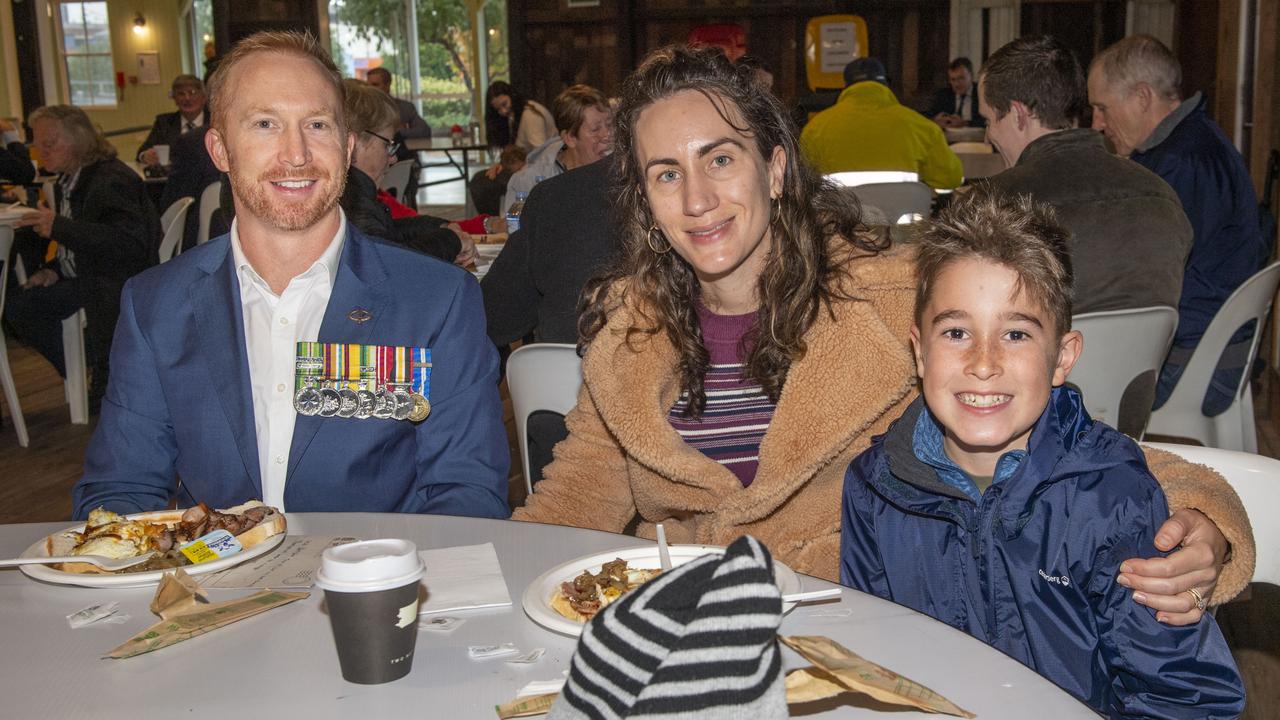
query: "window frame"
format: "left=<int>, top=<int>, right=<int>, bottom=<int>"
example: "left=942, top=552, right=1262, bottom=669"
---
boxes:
left=54, top=0, right=117, bottom=109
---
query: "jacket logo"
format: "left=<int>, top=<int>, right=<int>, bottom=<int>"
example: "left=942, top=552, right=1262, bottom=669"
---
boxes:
left=1038, top=569, right=1070, bottom=587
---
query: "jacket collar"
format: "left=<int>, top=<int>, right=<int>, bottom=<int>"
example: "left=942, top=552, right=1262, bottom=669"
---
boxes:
left=1016, top=128, right=1107, bottom=166
left=1135, top=91, right=1203, bottom=154
left=191, top=223, right=393, bottom=493
left=838, top=81, right=900, bottom=109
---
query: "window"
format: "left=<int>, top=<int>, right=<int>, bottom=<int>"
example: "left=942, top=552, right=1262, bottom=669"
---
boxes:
left=58, top=1, right=116, bottom=107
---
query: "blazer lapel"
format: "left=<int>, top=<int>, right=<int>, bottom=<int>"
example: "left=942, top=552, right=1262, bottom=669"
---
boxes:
left=287, top=229, right=391, bottom=475
left=192, top=243, right=262, bottom=495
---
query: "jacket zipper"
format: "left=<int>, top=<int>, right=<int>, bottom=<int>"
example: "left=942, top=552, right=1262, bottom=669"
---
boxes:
left=976, top=486, right=1001, bottom=641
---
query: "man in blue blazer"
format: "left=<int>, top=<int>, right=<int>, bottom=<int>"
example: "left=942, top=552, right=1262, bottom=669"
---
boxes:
left=73, top=31, right=510, bottom=521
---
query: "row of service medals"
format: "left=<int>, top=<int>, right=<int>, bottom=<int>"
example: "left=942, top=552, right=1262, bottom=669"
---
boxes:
left=293, top=342, right=432, bottom=422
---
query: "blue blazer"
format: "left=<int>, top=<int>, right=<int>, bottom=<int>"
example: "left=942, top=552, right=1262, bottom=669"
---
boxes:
left=73, top=226, right=510, bottom=520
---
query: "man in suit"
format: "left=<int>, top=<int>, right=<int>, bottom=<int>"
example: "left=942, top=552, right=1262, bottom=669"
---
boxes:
left=365, top=67, right=432, bottom=140
left=72, top=31, right=510, bottom=520
left=9, top=105, right=160, bottom=413
left=924, top=57, right=986, bottom=129
left=137, top=74, right=210, bottom=167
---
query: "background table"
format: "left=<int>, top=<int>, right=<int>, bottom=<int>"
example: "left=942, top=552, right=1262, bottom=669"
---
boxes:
left=0, top=515, right=1096, bottom=719
left=404, top=136, right=489, bottom=210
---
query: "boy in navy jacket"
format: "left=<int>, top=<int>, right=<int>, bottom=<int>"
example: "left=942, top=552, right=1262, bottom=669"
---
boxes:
left=840, top=190, right=1243, bottom=718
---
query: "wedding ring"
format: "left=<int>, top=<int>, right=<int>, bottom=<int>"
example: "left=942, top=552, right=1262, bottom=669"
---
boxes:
left=1186, top=587, right=1207, bottom=611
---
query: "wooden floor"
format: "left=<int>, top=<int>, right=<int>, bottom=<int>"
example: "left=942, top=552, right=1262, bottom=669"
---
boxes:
left=0, top=340, right=1276, bottom=716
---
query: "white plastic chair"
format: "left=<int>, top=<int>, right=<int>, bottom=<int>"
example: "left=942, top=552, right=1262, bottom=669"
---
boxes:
left=846, top=182, right=933, bottom=225
left=379, top=159, right=416, bottom=203
left=1144, top=443, right=1278, bottom=587
left=505, top=343, right=583, bottom=496
left=0, top=226, right=30, bottom=447
left=958, top=152, right=1007, bottom=181
left=157, top=197, right=195, bottom=263
left=196, top=181, right=222, bottom=246
left=825, top=171, right=919, bottom=188
left=1148, top=262, right=1280, bottom=452
left=62, top=309, right=88, bottom=425
left=1068, top=306, right=1177, bottom=438
left=949, top=141, right=993, bottom=154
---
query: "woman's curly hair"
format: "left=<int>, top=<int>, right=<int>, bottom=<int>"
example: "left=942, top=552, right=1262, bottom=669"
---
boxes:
left=578, top=45, right=886, bottom=417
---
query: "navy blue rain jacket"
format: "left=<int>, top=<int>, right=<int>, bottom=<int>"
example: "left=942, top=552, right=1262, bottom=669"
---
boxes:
left=840, top=387, right=1244, bottom=718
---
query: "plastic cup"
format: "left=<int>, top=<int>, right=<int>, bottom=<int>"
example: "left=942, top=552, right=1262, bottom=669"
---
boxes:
left=153, top=144, right=170, bottom=165
left=315, top=539, right=426, bottom=684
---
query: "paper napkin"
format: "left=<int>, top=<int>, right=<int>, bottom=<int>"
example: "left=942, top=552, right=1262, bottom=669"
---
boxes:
left=418, top=542, right=512, bottom=614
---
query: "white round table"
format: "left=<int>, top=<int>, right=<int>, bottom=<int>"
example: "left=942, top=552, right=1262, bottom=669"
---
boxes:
left=0, top=514, right=1096, bottom=718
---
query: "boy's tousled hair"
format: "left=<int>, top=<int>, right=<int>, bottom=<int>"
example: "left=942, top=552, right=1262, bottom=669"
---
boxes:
left=915, top=189, right=1074, bottom=336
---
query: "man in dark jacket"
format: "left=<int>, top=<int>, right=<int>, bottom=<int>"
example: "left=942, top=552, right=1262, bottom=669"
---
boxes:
left=977, top=36, right=1191, bottom=434
left=1089, top=35, right=1271, bottom=410
left=10, top=105, right=160, bottom=411
left=138, top=75, right=210, bottom=167
left=157, top=125, right=224, bottom=250
left=923, top=57, right=985, bottom=129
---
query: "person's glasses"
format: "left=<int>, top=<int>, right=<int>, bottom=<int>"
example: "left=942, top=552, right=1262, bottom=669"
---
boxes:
left=364, top=130, right=400, bottom=157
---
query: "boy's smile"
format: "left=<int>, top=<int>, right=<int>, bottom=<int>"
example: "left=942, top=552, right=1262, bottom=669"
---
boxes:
left=911, top=258, right=1082, bottom=477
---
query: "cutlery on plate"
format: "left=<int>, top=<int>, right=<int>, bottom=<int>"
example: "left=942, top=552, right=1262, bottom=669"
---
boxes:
left=0, top=552, right=157, bottom=571
left=655, top=523, right=672, bottom=571
left=781, top=588, right=842, bottom=604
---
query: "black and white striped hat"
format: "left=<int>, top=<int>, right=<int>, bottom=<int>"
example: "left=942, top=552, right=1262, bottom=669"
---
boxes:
left=548, top=535, right=786, bottom=720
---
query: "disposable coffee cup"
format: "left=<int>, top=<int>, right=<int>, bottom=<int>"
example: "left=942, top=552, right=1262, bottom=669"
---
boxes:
left=315, top=539, right=425, bottom=684
left=153, top=144, right=170, bottom=166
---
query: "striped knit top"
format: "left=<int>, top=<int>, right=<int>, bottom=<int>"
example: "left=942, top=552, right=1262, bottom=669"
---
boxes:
left=667, top=303, right=777, bottom=487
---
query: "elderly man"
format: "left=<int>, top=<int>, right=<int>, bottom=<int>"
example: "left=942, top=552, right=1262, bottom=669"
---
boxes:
left=501, top=84, right=612, bottom=214
left=72, top=31, right=509, bottom=520
left=365, top=67, right=432, bottom=140
left=9, top=106, right=160, bottom=412
left=800, top=58, right=962, bottom=189
left=975, top=35, right=1192, bottom=435
left=137, top=74, right=209, bottom=167
left=1089, top=35, right=1271, bottom=410
left=924, top=57, right=985, bottom=129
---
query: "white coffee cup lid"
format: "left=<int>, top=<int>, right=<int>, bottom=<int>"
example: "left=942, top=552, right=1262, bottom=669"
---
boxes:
left=315, top=539, right=425, bottom=593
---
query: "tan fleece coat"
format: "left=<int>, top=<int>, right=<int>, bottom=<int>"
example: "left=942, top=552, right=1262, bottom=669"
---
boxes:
left=515, top=246, right=1255, bottom=601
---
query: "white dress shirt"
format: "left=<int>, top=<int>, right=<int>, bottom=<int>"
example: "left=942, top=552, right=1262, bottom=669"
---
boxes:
left=231, top=212, right=346, bottom=510
left=181, top=113, right=205, bottom=134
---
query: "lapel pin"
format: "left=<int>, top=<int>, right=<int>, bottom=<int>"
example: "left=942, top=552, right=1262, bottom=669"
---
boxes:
left=348, top=308, right=373, bottom=324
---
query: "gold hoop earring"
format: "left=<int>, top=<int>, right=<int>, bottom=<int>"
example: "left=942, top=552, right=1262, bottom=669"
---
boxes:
left=647, top=225, right=672, bottom=254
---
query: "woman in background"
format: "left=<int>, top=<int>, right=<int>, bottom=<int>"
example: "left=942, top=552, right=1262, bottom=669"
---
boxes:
left=486, top=81, right=556, bottom=152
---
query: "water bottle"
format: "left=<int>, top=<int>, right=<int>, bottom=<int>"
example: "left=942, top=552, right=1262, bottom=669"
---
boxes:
left=505, top=191, right=528, bottom=234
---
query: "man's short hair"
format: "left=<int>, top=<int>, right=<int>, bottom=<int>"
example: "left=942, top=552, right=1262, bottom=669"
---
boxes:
left=342, top=78, right=399, bottom=137
left=366, top=67, right=392, bottom=84
left=980, top=35, right=1085, bottom=131
left=1090, top=35, right=1182, bottom=101
left=948, top=57, right=974, bottom=75
left=915, top=188, right=1074, bottom=338
left=206, top=31, right=345, bottom=133
left=171, top=74, right=204, bottom=92
left=552, top=84, right=609, bottom=136
left=28, top=104, right=117, bottom=166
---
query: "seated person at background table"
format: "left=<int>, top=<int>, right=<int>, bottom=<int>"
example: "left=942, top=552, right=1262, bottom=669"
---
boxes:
left=137, top=75, right=209, bottom=167
left=841, top=190, right=1245, bottom=716
left=365, top=67, right=432, bottom=140
left=469, top=144, right=526, bottom=217
left=502, top=84, right=612, bottom=216
left=482, top=156, right=621, bottom=484
left=486, top=81, right=557, bottom=153
left=0, top=118, right=35, bottom=185
left=923, top=57, right=985, bottom=129
left=512, top=46, right=1252, bottom=621
left=800, top=58, right=962, bottom=189
left=72, top=31, right=509, bottom=520
left=976, top=35, right=1192, bottom=436
left=339, top=79, right=476, bottom=267
left=157, top=124, right=223, bottom=251
left=9, top=105, right=160, bottom=414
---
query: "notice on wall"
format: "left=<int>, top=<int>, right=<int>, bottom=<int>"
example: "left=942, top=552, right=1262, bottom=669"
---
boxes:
left=819, top=23, right=859, bottom=74
left=137, top=52, right=161, bottom=85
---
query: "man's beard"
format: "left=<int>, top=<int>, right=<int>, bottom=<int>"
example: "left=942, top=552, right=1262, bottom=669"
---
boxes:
left=227, top=158, right=346, bottom=232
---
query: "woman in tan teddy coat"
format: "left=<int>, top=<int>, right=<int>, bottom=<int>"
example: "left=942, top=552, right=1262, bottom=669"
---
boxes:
left=514, top=45, right=1253, bottom=621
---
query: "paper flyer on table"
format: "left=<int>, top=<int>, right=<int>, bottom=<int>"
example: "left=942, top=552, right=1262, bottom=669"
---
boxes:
left=199, top=535, right=358, bottom=588
left=419, top=542, right=512, bottom=614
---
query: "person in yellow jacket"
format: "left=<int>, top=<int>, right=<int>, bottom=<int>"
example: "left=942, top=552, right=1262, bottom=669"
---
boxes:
left=800, top=58, right=963, bottom=189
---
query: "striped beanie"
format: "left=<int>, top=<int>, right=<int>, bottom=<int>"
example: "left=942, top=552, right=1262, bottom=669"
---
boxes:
left=548, top=535, right=786, bottom=720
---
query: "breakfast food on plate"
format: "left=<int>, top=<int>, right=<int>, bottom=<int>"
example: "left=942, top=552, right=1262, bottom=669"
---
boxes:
left=46, top=501, right=286, bottom=574
left=550, top=558, right=662, bottom=622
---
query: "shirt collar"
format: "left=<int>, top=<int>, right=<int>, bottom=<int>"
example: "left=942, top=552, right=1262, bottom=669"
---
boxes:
left=182, top=112, right=205, bottom=129
left=231, top=208, right=347, bottom=293
left=1135, top=91, right=1202, bottom=154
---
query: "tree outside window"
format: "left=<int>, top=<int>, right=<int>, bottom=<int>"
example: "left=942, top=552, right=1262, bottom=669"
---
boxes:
left=58, top=1, right=116, bottom=108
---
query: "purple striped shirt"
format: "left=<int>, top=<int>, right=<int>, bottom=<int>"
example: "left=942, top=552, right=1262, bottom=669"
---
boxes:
left=667, top=304, right=777, bottom=486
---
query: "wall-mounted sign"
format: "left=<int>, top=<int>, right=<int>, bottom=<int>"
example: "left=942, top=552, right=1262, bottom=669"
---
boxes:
left=137, top=52, right=161, bottom=85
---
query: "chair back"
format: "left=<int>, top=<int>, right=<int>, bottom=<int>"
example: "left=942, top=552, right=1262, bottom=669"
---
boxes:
left=1068, top=306, right=1177, bottom=438
left=1148, top=261, right=1280, bottom=451
left=825, top=171, right=919, bottom=188
left=958, top=152, right=1006, bottom=181
left=845, top=182, right=933, bottom=225
left=379, top=159, right=416, bottom=203
left=157, top=197, right=196, bottom=263
left=1144, top=443, right=1278, bottom=587
left=196, top=181, right=222, bottom=246
left=0, top=225, right=30, bottom=446
left=949, top=141, right=992, bottom=154
left=0, top=226, right=12, bottom=319
left=506, top=343, right=583, bottom=495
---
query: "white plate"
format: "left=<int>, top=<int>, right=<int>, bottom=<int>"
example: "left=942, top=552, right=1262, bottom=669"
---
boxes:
left=522, top=544, right=802, bottom=637
left=18, top=511, right=287, bottom=588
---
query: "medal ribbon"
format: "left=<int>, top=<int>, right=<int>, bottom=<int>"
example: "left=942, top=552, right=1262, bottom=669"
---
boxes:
left=296, top=343, right=431, bottom=399
left=411, top=347, right=432, bottom=399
